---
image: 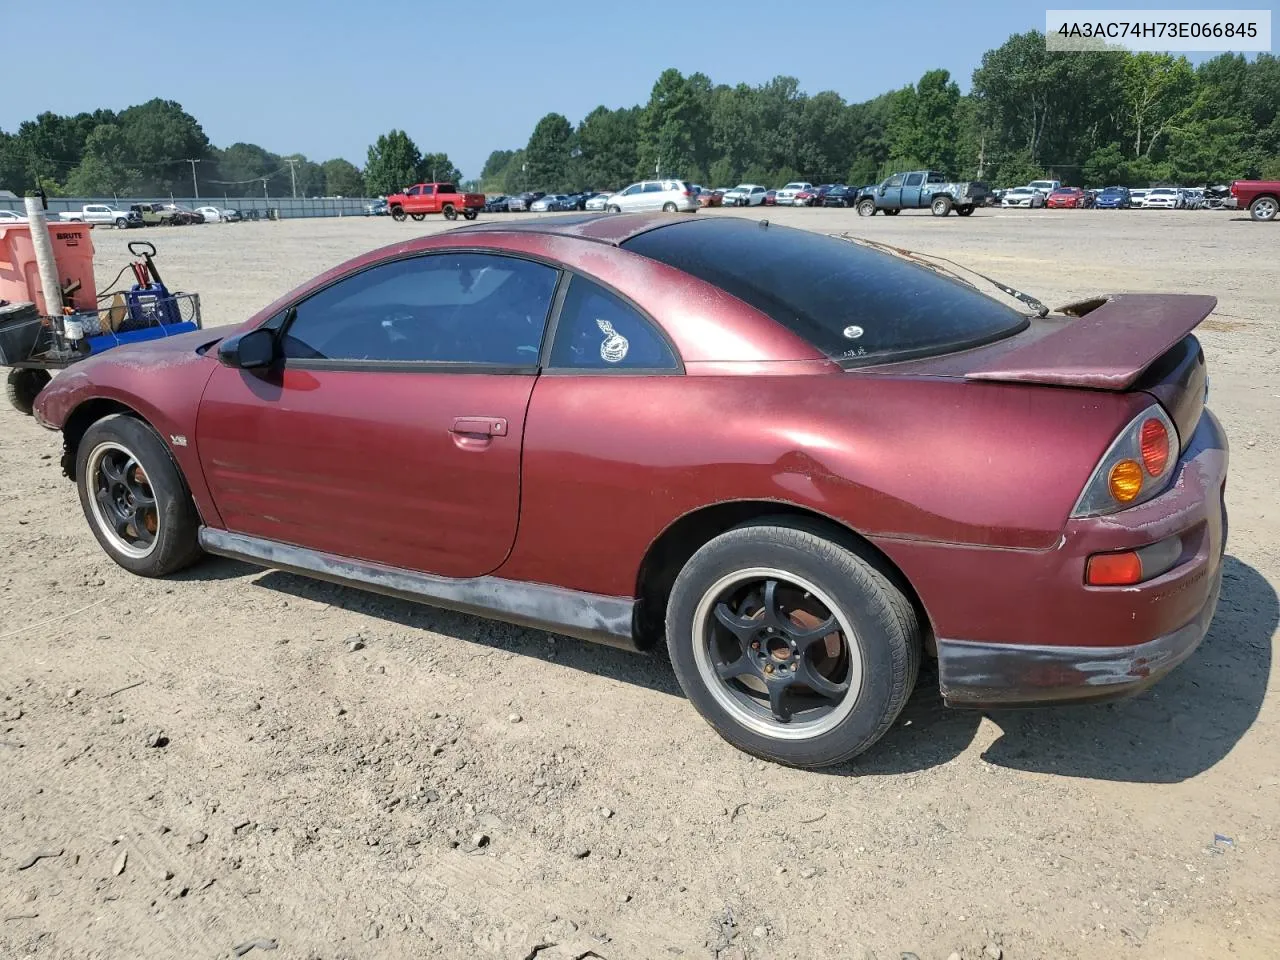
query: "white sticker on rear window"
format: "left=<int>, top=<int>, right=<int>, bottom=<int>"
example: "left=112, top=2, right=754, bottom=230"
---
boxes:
left=597, top=319, right=629, bottom=363
left=843, top=325, right=864, bottom=339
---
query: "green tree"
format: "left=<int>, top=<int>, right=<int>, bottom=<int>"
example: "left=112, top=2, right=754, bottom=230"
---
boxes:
left=577, top=106, right=640, bottom=189
left=525, top=113, right=575, bottom=191
left=113, top=99, right=210, bottom=194
left=480, top=149, right=515, bottom=185
left=364, top=129, right=422, bottom=196
left=419, top=152, right=463, bottom=184
left=64, top=124, right=143, bottom=195
left=321, top=158, right=364, bottom=196
left=213, top=142, right=286, bottom=196
left=637, top=69, right=705, bottom=179
left=888, top=70, right=961, bottom=172
left=1122, top=53, right=1195, bottom=158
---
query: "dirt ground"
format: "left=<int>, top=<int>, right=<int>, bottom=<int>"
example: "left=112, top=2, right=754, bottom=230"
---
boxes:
left=1, top=207, right=1277, bottom=960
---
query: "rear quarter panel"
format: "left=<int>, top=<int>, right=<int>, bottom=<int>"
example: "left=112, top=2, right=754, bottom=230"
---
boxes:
left=499, top=373, right=1147, bottom=598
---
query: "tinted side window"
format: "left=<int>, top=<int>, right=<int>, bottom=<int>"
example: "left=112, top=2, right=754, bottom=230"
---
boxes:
left=282, top=253, right=559, bottom=366
left=643, top=182, right=663, bottom=193
left=549, top=277, right=678, bottom=371
left=622, top=184, right=641, bottom=196
left=407, top=185, right=422, bottom=196
left=904, top=173, right=923, bottom=187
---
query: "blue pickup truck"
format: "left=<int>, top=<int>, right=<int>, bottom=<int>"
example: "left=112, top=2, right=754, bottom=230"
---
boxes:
left=856, top=170, right=991, bottom=217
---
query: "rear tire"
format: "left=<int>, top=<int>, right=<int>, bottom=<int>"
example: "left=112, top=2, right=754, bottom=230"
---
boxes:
left=115, top=218, right=129, bottom=229
left=75, top=415, right=203, bottom=577
left=857, top=199, right=876, bottom=217
left=956, top=205, right=974, bottom=217
left=6, top=368, right=50, bottom=416
left=463, top=209, right=478, bottom=220
left=666, top=519, right=921, bottom=768
left=662, top=202, right=677, bottom=213
left=931, top=196, right=953, bottom=217
left=410, top=213, right=425, bottom=222
left=442, top=204, right=458, bottom=221
left=1249, top=195, right=1278, bottom=222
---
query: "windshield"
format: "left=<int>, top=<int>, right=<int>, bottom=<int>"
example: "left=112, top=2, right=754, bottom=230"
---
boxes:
left=621, top=219, right=1030, bottom=367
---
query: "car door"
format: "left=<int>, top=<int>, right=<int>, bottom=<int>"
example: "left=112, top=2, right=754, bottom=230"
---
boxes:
left=196, top=251, right=561, bottom=579
left=612, top=183, right=639, bottom=211
left=900, top=173, right=925, bottom=208
left=878, top=174, right=904, bottom=209
left=640, top=181, right=665, bottom=210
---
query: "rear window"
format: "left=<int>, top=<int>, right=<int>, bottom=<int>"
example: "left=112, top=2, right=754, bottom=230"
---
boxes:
left=621, top=219, right=1029, bottom=366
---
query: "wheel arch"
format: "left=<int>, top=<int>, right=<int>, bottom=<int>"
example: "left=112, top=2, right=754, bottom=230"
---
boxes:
left=60, top=398, right=158, bottom=482
left=633, top=500, right=934, bottom=656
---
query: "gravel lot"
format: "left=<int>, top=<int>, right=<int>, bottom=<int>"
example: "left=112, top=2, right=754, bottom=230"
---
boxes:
left=1, top=207, right=1277, bottom=960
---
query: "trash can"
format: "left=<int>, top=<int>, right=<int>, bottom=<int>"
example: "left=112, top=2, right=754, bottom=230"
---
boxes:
left=0, top=222, right=98, bottom=315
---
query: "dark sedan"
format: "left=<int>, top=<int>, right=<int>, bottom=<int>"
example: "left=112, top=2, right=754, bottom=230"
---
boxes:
left=821, top=186, right=855, bottom=207
left=32, top=213, right=1227, bottom=769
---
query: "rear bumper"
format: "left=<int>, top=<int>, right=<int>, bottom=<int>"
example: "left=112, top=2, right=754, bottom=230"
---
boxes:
left=878, top=409, right=1228, bottom=707
left=937, top=569, right=1221, bottom=707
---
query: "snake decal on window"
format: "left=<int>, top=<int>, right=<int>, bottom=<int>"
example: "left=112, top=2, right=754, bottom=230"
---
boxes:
left=596, top=318, right=629, bottom=363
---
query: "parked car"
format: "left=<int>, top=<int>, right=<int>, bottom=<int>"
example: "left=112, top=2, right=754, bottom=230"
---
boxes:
left=1094, top=186, right=1131, bottom=209
left=483, top=196, right=509, bottom=213
left=195, top=206, right=240, bottom=223
left=222, top=208, right=244, bottom=222
left=530, top=195, right=562, bottom=213
left=1045, top=187, right=1087, bottom=209
left=32, top=214, right=1228, bottom=769
left=1144, top=187, right=1183, bottom=210
left=1027, top=179, right=1061, bottom=194
left=129, top=202, right=173, bottom=226
left=721, top=184, right=768, bottom=207
left=604, top=180, right=698, bottom=213
left=0, top=209, right=28, bottom=223
left=763, top=190, right=777, bottom=206
left=858, top=170, right=990, bottom=216
left=774, top=182, right=814, bottom=206
left=822, top=186, right=856, bottom=207
left=365, top=199, right=389, bottom=216
left=793, top=187, right=820, bottom=207
left=697, top=189, right=723, bottom=208
left=1229, top=179, right=1280, bottom=221
left=386, top=183, right=485, bottom=221
left=1000, top=187, right=1045, bottom=209
left=1129, top=189, right=1151, bottom=208
left=57, top=204, right=141, bottom=229
left=1181, top=188, right=1204, bottom=210
left=164, top=205, right=204, bottom=225
left=585, top=192, right=612, bottom=211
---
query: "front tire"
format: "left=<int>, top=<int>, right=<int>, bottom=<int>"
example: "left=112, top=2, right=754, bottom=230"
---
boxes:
left=857, top=199, right=876, bottom=217
left=608, top=204, right=622, bottom=213
left=410, top=213, right=426, bottom=222
left=666, top=520, right=921, bottom=768
left=390, top=205, right=406, bottom=222
left=75, top=415, right=203, bottom=577
left=6, top=368, right=50, bottom=416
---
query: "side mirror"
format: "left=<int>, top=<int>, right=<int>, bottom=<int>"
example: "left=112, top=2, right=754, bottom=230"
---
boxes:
left=218, top=328, right=277, bottom=369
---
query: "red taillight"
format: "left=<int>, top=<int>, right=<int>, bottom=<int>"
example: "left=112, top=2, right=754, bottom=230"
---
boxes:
left=1140, top=418, right=1170, bottom=476
left=1086, top=551, right=1143, bottom=585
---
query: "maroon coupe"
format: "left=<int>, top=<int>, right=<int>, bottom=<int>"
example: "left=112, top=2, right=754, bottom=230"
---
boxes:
left=32, top=214, right=1228, bottom=768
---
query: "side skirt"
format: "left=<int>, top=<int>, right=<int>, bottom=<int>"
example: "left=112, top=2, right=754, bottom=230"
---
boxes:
left=198, top=528, right=640, bottom=651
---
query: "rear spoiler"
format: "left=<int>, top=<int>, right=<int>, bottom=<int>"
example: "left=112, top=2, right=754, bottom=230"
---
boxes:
left=965, top=294, right=1217, bottom=390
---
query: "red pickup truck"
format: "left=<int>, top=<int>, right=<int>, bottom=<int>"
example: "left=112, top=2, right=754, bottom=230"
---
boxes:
left=1230, top=180, right=1280, bottom=221
left=387, top=183, right=485, bottom=222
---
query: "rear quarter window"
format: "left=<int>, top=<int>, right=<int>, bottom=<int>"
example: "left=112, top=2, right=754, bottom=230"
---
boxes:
left=621, top=219, right=1028, bottom=365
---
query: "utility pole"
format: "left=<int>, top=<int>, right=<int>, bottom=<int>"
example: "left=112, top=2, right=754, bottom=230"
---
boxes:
left=185, top=159, right=201, bottom=198
left=284, top=157, right=299, bottom=198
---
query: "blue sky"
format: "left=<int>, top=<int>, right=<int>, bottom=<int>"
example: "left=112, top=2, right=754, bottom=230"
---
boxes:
left=5, top=1, right=1262, bottom=177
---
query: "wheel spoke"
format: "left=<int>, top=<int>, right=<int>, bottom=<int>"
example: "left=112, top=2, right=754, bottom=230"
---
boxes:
left=713, top=602, right=760, bottom=643
left=715, top=654, right=757, bottom=682
left=796, top=659, right=850, bottom=701
left=761, top=579, right=783, bottom=627
left=766, top=679, right=791, bottom=721
left=99, top=456, right=125, bottom=484
left=96, top=489, right=130, bottom=536
left=788, top=616, right=838, bottom=651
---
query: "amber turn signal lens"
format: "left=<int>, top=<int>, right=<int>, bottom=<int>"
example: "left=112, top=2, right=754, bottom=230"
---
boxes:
left=1108, top=459, right=1144, bottom=502
left=1140, top=418, right=1170, bottom=476
left=1086, top=551, right=1143, bottom=585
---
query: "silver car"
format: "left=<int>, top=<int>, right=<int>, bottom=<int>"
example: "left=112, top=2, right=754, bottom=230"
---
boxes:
left=604, top=179, right=698, bottom=213
left=721, top=184, right=768, bottom=207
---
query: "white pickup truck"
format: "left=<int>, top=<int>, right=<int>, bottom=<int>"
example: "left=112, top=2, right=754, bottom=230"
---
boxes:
left=57, top=204, right=141, bottom=229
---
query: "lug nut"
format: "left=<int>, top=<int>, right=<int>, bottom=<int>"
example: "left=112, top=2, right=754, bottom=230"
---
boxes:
left=750, top=640, right=760, bottom=650
left=790, top=663, right=797, bottom=672
left=764, top=663, right=774, bottom=674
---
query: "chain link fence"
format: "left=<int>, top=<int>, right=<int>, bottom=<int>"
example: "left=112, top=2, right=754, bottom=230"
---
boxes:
left=0, top=195, right=378, bottom=220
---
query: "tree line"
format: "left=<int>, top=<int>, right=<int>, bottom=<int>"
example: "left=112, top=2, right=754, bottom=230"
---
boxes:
left=0, top=100, right=461, bottom=200
left=482, top=34, right=1279, bottom=193
left=4, top=34, right=1276, bottom=201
